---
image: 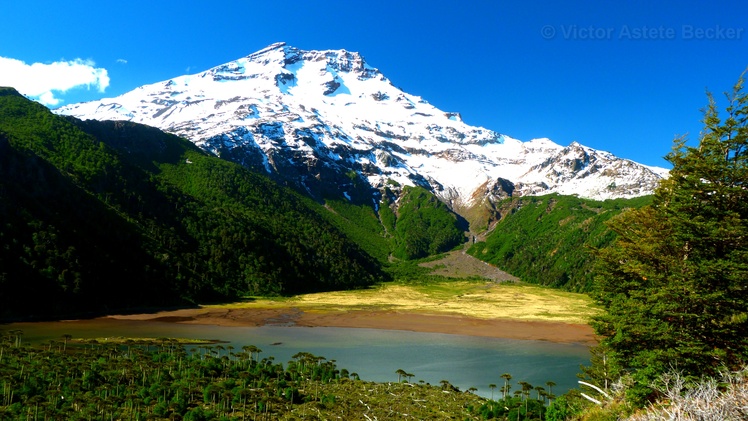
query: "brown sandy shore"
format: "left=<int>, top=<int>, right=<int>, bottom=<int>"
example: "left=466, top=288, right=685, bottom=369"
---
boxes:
left=109, top=307, right=598, bottom=346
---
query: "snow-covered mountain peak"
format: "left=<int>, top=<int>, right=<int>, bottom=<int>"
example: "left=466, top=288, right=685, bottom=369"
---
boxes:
left=56, top=43, right=667, bottom=210
left=205, top=41, right=381, bottom=92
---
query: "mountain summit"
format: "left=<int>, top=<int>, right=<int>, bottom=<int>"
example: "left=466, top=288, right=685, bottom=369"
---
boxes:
left=57, top=43, right=667, bottom=210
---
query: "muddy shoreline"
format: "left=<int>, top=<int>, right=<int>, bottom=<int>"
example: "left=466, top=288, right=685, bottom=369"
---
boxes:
left=108, top=306, right=598, bottom=346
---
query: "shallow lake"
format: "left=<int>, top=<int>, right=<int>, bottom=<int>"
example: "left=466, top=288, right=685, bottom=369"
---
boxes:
left=4, top=318, right=590, bottom=399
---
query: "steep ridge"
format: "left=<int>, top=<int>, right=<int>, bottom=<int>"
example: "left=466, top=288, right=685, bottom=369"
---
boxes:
left=57, top=43, right=667, bottom=214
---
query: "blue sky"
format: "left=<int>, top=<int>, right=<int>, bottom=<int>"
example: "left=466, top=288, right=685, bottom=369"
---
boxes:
left=1, top=0, right=746, bottom=168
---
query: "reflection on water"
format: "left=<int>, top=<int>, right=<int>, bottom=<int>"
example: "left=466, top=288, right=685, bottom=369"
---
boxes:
left=4, top=318, right=590, bottom=399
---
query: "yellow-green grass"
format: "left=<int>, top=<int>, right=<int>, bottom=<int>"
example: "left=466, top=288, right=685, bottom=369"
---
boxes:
left=209, top=281, right=600, bottom=325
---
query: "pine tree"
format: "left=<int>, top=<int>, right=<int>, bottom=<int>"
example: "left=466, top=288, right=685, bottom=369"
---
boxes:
left=589, top=73, right=748, bottom=404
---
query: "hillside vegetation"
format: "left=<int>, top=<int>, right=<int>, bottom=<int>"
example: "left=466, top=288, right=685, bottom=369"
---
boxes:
left=0, top=88, right=385, bottom=320
left=468, top=194, right=651, bottom=292
left=320, top=185, right=467, bottom=263
left=390, top=186, right=467, bottom=259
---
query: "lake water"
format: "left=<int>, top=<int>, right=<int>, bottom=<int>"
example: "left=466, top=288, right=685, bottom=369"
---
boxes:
left=4, top=318, right=590, bottom=399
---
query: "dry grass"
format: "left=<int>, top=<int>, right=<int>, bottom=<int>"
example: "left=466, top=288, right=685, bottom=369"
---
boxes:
left=210, top=281, right=600, bottom=325
left=627, top=368, right=748, bottom=421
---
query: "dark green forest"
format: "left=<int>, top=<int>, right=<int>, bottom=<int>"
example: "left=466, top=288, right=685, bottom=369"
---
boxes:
left=316, top=186, right=467, bottom=263
left=0, top=87, right=385, bottom=319
left=468, top=195, right=651, bottom=292
left=390, top=185, right=466, bottom=260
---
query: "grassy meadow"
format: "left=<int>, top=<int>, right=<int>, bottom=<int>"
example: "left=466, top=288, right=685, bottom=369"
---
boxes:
left=210, top=280, right=600, bottom=325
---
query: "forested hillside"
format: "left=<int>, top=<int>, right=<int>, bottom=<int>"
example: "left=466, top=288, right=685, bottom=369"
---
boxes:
left=389, top=186, right=466, bottom=259
left=468, top=194, right=651, bottom=292
left=0, top=87, right=385, bottom=320
left=304, top=186, right=467, bottom=264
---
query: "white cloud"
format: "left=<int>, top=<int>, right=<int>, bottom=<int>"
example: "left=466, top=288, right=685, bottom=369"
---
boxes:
left=0, top=56, right=110, bottom=106
left=116, top=58, right=128, bottom=64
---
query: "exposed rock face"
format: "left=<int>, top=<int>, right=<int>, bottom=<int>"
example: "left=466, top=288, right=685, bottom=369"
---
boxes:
left=56, top=42, right=667, bottom=211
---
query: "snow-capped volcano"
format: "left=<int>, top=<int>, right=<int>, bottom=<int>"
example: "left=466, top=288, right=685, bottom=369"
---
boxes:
left=57, top=42, right=666, bottom=209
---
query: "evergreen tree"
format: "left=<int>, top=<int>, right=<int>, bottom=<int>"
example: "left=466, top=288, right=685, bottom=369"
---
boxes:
left=589, top=73, right=748, bottom=404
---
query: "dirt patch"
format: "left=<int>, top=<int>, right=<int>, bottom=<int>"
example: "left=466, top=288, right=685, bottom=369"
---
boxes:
left=419, top=248, right=518, bottom=281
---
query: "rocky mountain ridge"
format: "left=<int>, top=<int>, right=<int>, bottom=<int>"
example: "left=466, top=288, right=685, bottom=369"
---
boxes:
left=57, top=42, right=667, bottom=212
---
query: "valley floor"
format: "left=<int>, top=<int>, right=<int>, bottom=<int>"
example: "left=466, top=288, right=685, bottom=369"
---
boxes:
left=108, top=306, right=597, bottom=345
left=13, top=284, right=598, bottom=345
left=106, top=251, right=598, bottom=345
